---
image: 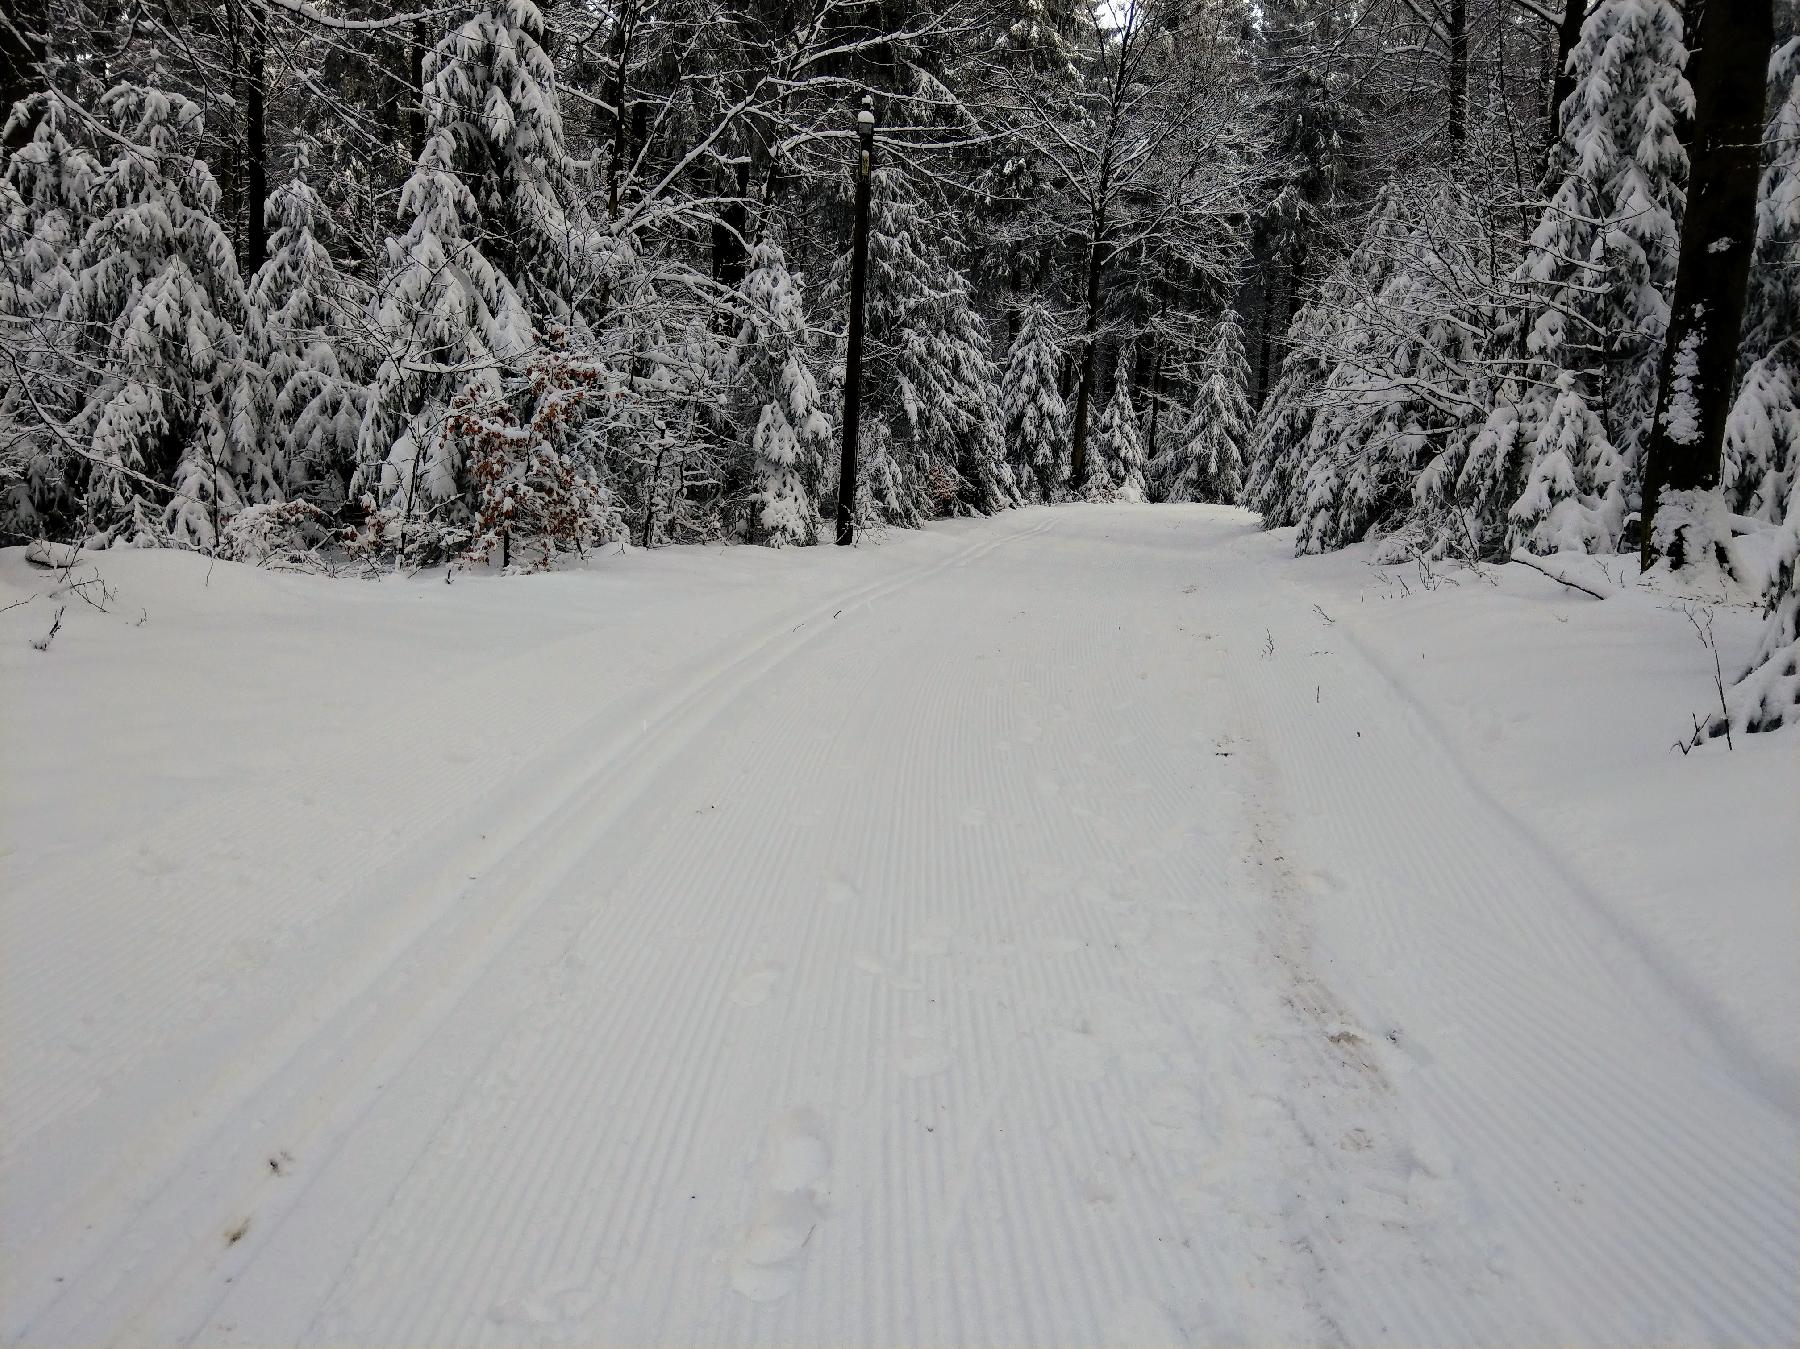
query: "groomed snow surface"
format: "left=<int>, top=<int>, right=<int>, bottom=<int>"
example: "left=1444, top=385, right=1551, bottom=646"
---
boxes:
left=3, top=505, right=1795, bottom=1347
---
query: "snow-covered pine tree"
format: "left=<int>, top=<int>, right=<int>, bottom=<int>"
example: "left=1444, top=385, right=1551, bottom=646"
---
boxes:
left=59, top=62, right=247, bottom=548
left=735, top=240, right=828, bottom=546
left=1725, top=39, right=1800, bottom=529
left=356, top=126, right=527, bottom=551
left=1709, top=39, right=1800, bottom=741
left=246, top=151, right=367, bottom=511
left=357, top=4, right=575, bottom=552
left=1091, top=356, right=1147, bottom=502
left=830, top=165, right=1014, bottom=525
left=1168, top=308, right=1251, bottom=504
left=1492, top=0, right=1689, bottom=555
left=1244, top=300, right=1336, bottom=528
left=1001, top=301, right=1068, bottom=501
left=0, top=90, right=98, bottom=536
left=428, top=0, right=576, bottom=313
left=1508, top=371, right=1622, bottom=553
left=1291, top=181, right=1488, bottom=555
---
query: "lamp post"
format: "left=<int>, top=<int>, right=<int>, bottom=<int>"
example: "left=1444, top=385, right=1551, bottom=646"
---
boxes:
left=836, top=94, right=876, bottom=546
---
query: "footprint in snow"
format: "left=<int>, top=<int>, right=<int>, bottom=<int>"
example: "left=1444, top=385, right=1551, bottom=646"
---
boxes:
left=731, top=964, right=782, bottom=1008
left=1141, top=1086, right=1215, bottom=1152
left=907, top=925, right=952, bottom=958
left=730, top=1110, right=831, bottom=1302
left=853, top=954, right=922, bottom=991
left=898, top=1022, right=952, bottom=1078
left=489, top=1282, right=600, bottom=1333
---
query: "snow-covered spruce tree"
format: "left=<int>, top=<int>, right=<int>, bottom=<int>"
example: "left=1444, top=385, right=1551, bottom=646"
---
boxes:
left=246, top=151, right=367, bottom=510
left=357, top=3, right=576, bottom=555
left=430, top=0, right=576, bottom=312
left=1244, top=300, right=1335, bottom=528
left=829, top=166, right=1015, bottom=525
left=1168, top=309, right=1251, bottom=504
left=59, top=63, right=247, bottom=548
left=1291, top=181, right=1487, bottom=555
left=1001, top=301, right=1068, bottom=502
left=734, top=240, right=828, bottom=546
left=1725, top=39, right=1800, bottom=529
left=1481, top=0, right=1689, bottom=555
left=1711, top=495, right=1800, bottom=738
left=356, top=125, right=527, bottom=554
left=1507, top=371, right=1621, bottom=553
left=1091, top=357, right=1147, bottom=502
left=1707, top=39, right=1800, bottom=741
left=0, top=91, right=98, bottom=537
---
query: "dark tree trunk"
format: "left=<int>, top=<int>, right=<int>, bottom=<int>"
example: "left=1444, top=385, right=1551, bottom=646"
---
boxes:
left=1254, top=275, right=1274, bottom=407
left=1007, top=250, right=1026, bottom=344
left=712, top=160, right=751, bottom=290
left=1447, top=0, right=1469, bottom=149
left=244, top=6, right=268, bottom=277
left=1069, top=206, right=1108, bottom=490
left=1547, top=0, right=1586, bottom=147
left=1639, top=0, right=1774, bottom=568
left=409, top=20, right=427, bottom=160
left=1, top=0, right=46, bottom=156
left=1145, top=342, right=1166, bottom=480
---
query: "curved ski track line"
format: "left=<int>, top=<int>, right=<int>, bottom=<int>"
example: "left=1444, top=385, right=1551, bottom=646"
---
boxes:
left=1331, top=610, right=1799, bottom=1115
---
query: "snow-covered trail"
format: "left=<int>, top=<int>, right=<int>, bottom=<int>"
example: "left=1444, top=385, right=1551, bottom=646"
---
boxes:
left=3, top=506, right=1795, bottom=1346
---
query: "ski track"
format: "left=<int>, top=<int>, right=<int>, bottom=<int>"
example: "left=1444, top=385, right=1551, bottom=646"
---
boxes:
left=4, top=506, right=1795, bottom=1346
left=1218, top=535, right=1799, bottom=1345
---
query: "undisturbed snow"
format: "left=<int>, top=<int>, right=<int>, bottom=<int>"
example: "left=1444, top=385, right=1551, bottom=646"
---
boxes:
left=2, top=505, right=1794, bottom=1346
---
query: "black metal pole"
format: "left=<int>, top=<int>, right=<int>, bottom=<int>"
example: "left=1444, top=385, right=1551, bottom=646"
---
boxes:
left=836, top=94, right=876, bottom=546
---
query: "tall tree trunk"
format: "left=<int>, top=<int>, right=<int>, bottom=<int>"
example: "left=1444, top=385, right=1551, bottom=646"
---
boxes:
left=1546, top=0, right=1586, bottom=151
left=1145, top=341, right=1165, bottom=483
left=1, top=0, right=46, bottom=156
left=1447, top=0, right=1469, bottom=149
left=1254, top=274, right=1275, bottom=407
left=244, top=4, right=268, bottom=277
left=409, top=19, right=427, bottom=160
left=1069, top=206, right=1107, bottom=490
left=712, top=159, right=751, bottom=290
left=1639, top=0, right=1774, bottom=568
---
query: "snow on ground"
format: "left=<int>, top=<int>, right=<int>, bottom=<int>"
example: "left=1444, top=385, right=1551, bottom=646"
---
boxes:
left=1, top=505, right=1794, bottom=1346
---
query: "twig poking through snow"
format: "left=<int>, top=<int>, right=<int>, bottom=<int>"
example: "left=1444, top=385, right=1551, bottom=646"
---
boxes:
left=30, top=606, right=65, bottom=652
left=1508, top=550, right=1614, bottom=601
left=1681, top=605, right=1734, bottom=752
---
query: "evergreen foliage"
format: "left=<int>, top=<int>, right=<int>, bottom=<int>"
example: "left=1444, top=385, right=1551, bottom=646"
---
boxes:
left=1002, top=301, right=1069, bottom=502
left=62, top=63, right=247, bottom=548
left=1163, top=309, right=1251, bottom=505
left=1092, top=356, right=1147, bottom=502
left=736, top=240, right=828, bottom=546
